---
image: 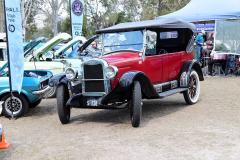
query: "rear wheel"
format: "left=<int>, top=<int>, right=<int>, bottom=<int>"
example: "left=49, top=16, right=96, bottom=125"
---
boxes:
left=1, top=93, right=29, bottom=118
left=183, top=69, right=200, bottom=104
left=130, top=81, right=142, bottom=127
left=57, top=84, right=70, bottom=124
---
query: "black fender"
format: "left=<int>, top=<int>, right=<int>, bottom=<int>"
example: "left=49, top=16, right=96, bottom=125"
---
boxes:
left=101, top=71, right=159, bottom=104
left=119, top=71, right=159, bottom=98
left=48, top=73, right=67, bottom=87
left=178, top=60, right=204, bottom=88
left=66, top=93, right=83, bottom=107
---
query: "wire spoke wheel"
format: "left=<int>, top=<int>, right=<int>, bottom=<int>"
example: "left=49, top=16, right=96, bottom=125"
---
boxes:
left=183, top=69, right=200, bottom=104
left=188, top=76, right=197, bottom=99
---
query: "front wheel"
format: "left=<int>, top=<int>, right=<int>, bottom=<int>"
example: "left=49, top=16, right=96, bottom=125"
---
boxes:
left=57, top=84, right=70, bottom=124
left=1, top=93, right=29, bottom=118
left=183, top=69, right=200, bottom=104
left=130, top=81, right=142, bottom=127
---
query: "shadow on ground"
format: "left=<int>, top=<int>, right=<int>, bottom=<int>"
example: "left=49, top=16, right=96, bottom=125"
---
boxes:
left=25, top=99, right=57, bottom=118
left=70, top=95, right=188, bottom=127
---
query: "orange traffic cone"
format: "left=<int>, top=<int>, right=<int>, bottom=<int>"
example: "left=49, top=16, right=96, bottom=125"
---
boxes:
left=0, top=121, right=11, bottom=149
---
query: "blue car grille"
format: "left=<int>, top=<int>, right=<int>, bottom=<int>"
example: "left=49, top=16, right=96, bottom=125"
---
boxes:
left=39, top=79, right=49, bottom=90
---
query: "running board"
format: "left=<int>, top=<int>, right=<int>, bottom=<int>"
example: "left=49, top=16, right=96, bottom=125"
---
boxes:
left=159, top=88, right=188, bottom=98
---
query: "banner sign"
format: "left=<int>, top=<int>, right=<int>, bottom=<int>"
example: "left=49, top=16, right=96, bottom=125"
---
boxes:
left=195, top=24, right=215, bottom=33
left=70, top=0, right=84, bottom=39
left=4, top=0, right=24, bottom=94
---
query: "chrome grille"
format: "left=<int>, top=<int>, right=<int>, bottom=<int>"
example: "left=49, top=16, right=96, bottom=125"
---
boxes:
left=84, top=64, right=105, bottom=92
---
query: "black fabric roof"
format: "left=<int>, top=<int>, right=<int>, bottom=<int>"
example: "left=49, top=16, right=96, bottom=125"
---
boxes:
left=96, top=18, right=196, bottom=34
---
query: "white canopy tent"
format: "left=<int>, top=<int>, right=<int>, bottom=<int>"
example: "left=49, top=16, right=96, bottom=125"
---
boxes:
left=156, top=0, right=240, bottom=23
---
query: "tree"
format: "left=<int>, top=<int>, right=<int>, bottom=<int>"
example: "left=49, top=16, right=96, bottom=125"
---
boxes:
left=20, top=0, right=38, bottom=42
left=25, top=5, right=38, bottom=41
left=40, top=0, right=68, bottom=36
left=0, top=0, right=5, bottom=32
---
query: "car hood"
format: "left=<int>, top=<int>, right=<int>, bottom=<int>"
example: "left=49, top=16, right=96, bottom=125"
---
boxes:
left=55, top=36, right=87, bottom=57
left=102, top=51, right=140, bottom=67
left=0, top=37, right=46, bottom=72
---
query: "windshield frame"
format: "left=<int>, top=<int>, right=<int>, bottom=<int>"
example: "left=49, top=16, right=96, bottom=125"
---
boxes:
left=101, top=30, right=145, bottom=55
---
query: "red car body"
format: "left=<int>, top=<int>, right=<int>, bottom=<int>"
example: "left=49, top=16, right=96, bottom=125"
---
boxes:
left=103, top=51, right=193, bottom=88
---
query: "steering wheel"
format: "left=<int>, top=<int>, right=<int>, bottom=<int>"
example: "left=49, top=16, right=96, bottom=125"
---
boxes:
left=158, top=49, right=168, bottom=55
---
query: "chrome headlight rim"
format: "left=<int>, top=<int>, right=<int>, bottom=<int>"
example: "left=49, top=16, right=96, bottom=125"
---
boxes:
left=105, top=66, right=118, bottom=79
left=65, top=67, right=78, bottom=80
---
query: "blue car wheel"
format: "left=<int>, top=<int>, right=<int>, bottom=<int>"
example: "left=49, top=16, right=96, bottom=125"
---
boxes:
left=1, top=93, right=29, bottom=118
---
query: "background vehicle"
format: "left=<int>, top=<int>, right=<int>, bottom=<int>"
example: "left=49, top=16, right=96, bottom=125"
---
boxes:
left=50, top=19, right=204, bottom=127
left=54, top=36, right=100, bottom=73
left=0, top=42, right=53, bottom=118
left=0, top=34, right=71, bottom=98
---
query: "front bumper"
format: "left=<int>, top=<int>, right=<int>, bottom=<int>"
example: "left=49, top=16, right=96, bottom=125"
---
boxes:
left=32, top=86, right=51, bottom=98
left=66, top=93, right=128, bottom=109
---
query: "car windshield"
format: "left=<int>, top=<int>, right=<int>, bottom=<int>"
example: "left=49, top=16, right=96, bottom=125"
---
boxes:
left=102, top=30, right=144, bottom=55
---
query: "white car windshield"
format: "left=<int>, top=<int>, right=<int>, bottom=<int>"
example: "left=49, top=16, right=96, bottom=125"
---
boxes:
left=103, top=30, right=144, bottom=55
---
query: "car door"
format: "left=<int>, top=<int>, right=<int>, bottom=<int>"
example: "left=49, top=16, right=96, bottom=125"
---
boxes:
left=168, top=51, right=181, bottom=80
left=145, top=54, right=163, bottom=83
left=144, top=30, right=162, bottom=83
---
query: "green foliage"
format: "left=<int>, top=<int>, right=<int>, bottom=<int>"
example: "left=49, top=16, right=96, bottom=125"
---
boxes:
left=116, top=12, right=132, bottom=24
left=62, top=17, right=71, bottom=35
left=82, top=16, right=92, bottom=38
left=25, top=9, right=38, bottom=41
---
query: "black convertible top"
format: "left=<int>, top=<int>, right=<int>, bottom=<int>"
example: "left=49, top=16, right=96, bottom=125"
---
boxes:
left=96, top=18, right=195, bottom=34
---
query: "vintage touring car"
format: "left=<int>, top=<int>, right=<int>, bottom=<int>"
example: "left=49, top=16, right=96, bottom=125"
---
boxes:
left=49, top=18, right=204, bottom=127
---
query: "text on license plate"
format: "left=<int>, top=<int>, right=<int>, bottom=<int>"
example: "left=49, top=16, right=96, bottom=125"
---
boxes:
left=87, top=100, right=98, bottom=106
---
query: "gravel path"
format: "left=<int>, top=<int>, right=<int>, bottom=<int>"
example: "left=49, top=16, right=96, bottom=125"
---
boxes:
left=1, top=77, right=240, bottom=160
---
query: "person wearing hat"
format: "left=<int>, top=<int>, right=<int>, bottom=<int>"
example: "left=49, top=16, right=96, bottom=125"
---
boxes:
left=195, top=30, right=205, bottom=63
left=91, top=41, right=98, bottom=51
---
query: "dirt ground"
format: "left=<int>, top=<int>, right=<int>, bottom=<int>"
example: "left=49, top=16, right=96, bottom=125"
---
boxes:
left=1, top=77, right=240, bottom=160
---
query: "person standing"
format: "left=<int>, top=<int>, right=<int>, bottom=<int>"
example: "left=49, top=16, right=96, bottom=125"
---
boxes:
left=195, top=30, right=205, bottom=63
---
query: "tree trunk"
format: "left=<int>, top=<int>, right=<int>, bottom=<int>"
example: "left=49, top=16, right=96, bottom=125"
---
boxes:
left=53, top=8, right=59, bottom=36
left=158, top=0, right=163, bottom=15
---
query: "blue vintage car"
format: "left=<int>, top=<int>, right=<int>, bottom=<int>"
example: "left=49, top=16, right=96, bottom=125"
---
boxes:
left=0, top=38, right=53, bottom=118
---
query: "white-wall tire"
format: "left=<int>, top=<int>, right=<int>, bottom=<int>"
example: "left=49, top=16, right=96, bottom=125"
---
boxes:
left=183, top=69, right=200, bottom=104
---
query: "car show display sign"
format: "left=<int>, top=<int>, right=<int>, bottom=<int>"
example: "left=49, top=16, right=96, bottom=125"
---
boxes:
left=4, top=0, right=24, bottom=94
left=70, top=0, right=84, bottom=39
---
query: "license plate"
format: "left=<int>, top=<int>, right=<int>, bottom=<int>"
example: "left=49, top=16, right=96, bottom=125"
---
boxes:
left=87, top=99, right=98, bottom=106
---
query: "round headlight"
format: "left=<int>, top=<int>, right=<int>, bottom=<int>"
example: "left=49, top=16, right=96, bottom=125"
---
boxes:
left=65, top=67, right=77, bottom=80
left=106, top=66, right=118, bottom=79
